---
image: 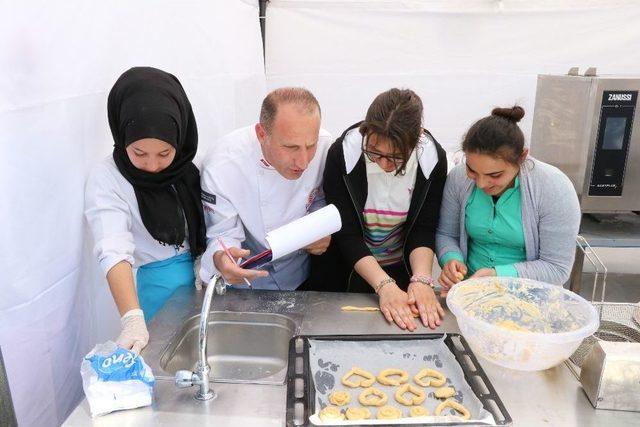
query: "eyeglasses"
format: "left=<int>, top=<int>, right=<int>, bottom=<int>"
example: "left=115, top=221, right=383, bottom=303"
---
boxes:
left=361, top=137, right=404, bottom=165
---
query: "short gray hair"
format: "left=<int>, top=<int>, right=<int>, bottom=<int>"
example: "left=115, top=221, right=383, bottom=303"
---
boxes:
left=259, top=87, right=321, bottom=133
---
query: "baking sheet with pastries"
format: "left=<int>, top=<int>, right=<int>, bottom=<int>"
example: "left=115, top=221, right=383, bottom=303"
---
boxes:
left=308, top=336, right=496, bottom=425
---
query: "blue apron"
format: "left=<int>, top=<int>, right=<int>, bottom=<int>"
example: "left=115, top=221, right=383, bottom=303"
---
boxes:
left=136, top=252, right=195, bottom=323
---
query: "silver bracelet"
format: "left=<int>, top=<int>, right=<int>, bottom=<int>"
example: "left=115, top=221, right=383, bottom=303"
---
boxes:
left=375, top=277, right=396, bottom=294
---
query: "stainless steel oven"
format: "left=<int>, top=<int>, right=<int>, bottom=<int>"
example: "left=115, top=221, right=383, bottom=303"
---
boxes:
left=531, top=72, right=640, bottom=213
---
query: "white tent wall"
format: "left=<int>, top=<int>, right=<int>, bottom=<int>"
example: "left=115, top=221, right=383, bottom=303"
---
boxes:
left=0, top=1, right=265, bottom=426
left=265, top=0, right=640, bottom=275
left=1, top=0, right=639, bottom=425
left=265, top=0, right=640, bottom=152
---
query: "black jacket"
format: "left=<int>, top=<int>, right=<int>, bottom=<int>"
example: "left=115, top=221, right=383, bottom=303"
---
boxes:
left=308, top=122, right=448, bottom=292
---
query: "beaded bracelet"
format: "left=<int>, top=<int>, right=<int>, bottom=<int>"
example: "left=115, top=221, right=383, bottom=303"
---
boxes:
left=409, top=275, right=434, bottom=288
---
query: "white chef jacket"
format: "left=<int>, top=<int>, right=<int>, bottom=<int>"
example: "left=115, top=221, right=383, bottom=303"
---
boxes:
left=84, top=156, right=190, bottom=275
left=199, top=125, right=332, bottom=290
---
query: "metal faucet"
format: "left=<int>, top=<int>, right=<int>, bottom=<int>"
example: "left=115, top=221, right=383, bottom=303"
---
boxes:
left=174, top=274, right=227, bottom=400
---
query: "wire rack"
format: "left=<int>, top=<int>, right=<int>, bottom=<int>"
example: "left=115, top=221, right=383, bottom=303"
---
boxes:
left=568, top=236, right=640, bottom=371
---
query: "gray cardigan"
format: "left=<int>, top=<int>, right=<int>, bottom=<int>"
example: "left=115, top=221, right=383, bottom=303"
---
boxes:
left=435, top=157, right=581, bottom=285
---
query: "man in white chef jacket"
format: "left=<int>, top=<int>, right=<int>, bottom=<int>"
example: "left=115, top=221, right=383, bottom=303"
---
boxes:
left=199, top=87, right=332, bottom=290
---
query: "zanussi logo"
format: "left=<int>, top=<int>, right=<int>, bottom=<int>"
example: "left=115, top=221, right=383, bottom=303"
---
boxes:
left=608, top=93, right=633, bottom=102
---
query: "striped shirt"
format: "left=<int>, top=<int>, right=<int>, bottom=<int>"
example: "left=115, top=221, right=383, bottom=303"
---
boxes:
left=363, top=150, right=418, bottom=266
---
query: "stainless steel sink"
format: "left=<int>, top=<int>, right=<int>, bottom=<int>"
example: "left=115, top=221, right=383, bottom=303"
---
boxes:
left=160, top=311, right=296, bottom=385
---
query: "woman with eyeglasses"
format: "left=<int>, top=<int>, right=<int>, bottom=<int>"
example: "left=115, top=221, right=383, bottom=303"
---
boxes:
left=316, top=88, right=448, bottom=331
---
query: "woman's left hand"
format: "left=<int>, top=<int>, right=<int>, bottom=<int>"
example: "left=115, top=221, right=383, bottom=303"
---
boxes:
left=470, top=268, right=496, bottom=278
left=407, top=283, right=444, bottom=329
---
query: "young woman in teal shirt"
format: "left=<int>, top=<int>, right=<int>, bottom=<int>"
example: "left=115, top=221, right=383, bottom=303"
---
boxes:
left=436, top=106, right=580, bottom=293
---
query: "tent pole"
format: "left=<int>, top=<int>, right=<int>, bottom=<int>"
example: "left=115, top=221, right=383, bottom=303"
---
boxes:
left=259, top=0, right=268, bottom=67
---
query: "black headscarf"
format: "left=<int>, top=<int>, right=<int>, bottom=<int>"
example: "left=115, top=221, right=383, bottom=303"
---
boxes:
left=108, top=67, right=206, bottom=258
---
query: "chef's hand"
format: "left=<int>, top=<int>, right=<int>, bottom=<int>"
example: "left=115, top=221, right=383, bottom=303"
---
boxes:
left=378, top=282, right=417, bottom=331
left=213, top=247, right=268, bottom=285
left=439, top=259, right=468, bottom=296
left=407, top=283, right=444, bottom=329
left=115, top=309, right=149, bottom=354
left=470, top=268, right=496, bottom=278
left=304, top=235, right=331, bottom=255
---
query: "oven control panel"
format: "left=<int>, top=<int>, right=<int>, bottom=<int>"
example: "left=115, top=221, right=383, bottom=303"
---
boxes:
left=589, top=90, right=638, bottom=196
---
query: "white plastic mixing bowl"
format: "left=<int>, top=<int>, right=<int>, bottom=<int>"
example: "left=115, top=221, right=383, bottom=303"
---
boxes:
left=446, top=277, right=599, bottom=371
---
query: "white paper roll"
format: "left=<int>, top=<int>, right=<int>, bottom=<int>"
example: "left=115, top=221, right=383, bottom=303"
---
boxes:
left=266, top=204, right=342, bottom=261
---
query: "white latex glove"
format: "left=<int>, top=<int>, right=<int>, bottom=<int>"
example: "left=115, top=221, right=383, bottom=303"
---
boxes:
left=115, top=309, right=149, bottom=354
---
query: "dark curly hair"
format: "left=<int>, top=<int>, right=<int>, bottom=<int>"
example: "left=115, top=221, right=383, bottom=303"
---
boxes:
left=462, top=106, right=526, bottom=164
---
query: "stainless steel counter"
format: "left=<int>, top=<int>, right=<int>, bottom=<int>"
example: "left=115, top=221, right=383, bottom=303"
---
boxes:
left=64, top=288, right=638, bottom=427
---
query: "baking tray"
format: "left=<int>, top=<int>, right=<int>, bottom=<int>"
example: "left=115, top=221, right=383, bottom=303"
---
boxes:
left=285, top=334, right=512, bottom=427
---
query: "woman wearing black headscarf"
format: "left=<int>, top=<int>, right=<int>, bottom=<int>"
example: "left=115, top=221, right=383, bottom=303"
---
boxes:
left=85, top=67, right=206, bottom=353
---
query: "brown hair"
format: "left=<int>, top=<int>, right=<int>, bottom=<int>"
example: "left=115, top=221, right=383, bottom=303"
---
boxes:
left=259, top=87, right=321, bottom=133
left=462, top=106, right=526, bottom=164
left=359, top=88, right=424, bottom=175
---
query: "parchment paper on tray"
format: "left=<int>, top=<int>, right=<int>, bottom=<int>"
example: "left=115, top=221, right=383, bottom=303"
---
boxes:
left=308, top=336, right=497, bottom=425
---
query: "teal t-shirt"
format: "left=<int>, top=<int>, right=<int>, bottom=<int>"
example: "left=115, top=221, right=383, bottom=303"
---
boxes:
left=440, top=177, right=526, bottom=277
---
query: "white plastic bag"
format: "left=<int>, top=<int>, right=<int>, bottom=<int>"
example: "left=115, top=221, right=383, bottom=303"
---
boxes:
left=80, top=341, right=155, bottom=417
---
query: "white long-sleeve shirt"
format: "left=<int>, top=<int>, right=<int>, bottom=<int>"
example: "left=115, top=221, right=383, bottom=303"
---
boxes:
left=84, top=156, right=189, bottom=275
left=199, top=125, right=331, bottom=290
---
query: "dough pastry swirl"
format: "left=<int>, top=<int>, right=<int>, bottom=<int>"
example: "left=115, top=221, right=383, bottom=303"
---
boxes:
left=345, top=407, right=371, bottom=420
left=319, top=405, right=344, bottom=421
left=409, top=406, right=429, bottom=417
left=328, top=390, right=351, bottom=406
left=434, top=386, right=456, bottom=399
left=376, top=405, right=403, bottom=419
